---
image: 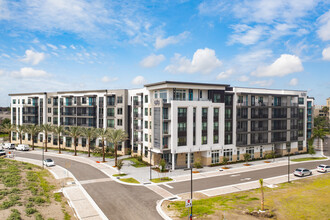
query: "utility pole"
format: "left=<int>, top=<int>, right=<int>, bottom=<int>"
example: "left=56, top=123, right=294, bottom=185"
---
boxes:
left=287, top=145, right=291, bottom=183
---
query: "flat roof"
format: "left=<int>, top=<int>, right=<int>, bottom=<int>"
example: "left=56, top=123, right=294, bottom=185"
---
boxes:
left=144, top=81, right=230, bottom=87
left=9, top=92, right=46, bottom=96
left=234, top=86, right=307, bottom=93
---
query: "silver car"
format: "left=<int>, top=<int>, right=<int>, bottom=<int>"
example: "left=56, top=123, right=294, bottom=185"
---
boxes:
left=293, top=168, right=312, bottom=177
left=317, top=164, right=330, bottom=173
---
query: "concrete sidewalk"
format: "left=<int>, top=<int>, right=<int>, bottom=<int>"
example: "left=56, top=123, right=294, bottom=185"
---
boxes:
left=14, top=156, right=108, bottom=220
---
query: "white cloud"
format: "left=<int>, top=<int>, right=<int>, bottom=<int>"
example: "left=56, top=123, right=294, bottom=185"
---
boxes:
left=140, top=54, right=165, bottom=68
left=0, top=69, right=4, bottom=76
left=101, top=76, right=118, bottom=83
left=11, top=67, right=50, bottom=78
left=1, top=53, right=10, bottom=58
left=70, top=45, right=76, bottom=50
left=238, top=75, right=249, bottom=82
left=0, top=0, right=10, bottom=20
left=229, top=25, right=265, bottom=45
left=322, top=47, right=330, bottom=61
left=20, top=50, right=45, bottom=65
left=60, top=45, right=67, bottom=49
left=252, top=54, right=303, bottom=77
left=132, top=76, right=146, bottom=85
left=250, top=79, right=274, bottom=87
left=165, top=48, right=222, bottom=74
left=155, top=31, right=189, bottom=49
left=317, top=10, right=330, bottom=41
left=217, top=69, right=234, bottom=80
left=289, top=78, right=298, bottom=86
left=47, top=43, right=58, bottom=50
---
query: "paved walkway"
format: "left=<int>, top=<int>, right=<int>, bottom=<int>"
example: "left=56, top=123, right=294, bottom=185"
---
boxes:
left=13, top=156, right=107, bottom=220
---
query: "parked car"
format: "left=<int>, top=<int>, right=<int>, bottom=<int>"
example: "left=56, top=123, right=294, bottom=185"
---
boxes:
left=0, top=149, right=6, bottom=156
left=15, top=144, right=30, bottom=151
left=43, top=159, right=55, bottom=167
left=294, top=168, right=312, bottom=177
left=3, top=143, right=15, bottom=150
left=317, top=164, right=330, bottom=173
left=0, top=143, right=4, bottom=150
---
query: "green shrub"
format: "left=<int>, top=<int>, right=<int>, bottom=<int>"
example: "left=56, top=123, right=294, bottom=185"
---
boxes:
left=26, top=202, right=34, bottom=208
left=29, top=196, right=46, bottom=205
left=25, top=207, right=37, bottom=215
left=1, top=200, right=16, bottom=209
left=64, top=211, right=71, bottom=220
left=193, top=158, right=203, bottom=169
left=7, top=209, right=21, bottom=220
left=9, top=195, right=20, bottom=202
left=35, top=213, right=44, bottom=220
left=54, top=193, right=62, bottom=202
left=159, top=159, right=166, bottom=172
left=9, top=188, right=20, bottom=194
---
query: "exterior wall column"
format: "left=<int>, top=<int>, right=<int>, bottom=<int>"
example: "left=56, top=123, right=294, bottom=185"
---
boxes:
left=187, top=152, right=191, bottom=168
left=172, top=153, right=175, bottom=170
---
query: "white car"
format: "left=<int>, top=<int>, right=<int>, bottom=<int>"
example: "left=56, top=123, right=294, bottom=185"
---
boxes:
left=317, top=164, right=330, bottom=173
left=0, top=149, right=6, bottom=156
left=3, top=143, right=15, bottom=150
left=43, top=158, right=55, bottom=167
left=293, top=168, right=312, bottom=177
left=15, top=144, right=30, bottom=151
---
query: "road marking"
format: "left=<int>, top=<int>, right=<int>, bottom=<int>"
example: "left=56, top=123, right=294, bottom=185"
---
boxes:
left=163, top=183, right=173, bottom=189
left=230, top=174, right=240, bottom=177
left=80, top=178, right=113, bottom=185
left=146, top=185, right=175, bottom=198
left=240, top=177, right=251, bottom=181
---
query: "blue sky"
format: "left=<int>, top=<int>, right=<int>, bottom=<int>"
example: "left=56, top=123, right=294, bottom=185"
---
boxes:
left=0, top=0, right=330, bottom=106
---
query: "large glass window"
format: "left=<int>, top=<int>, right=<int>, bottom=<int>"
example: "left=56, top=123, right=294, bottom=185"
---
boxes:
left=178, top=122, right=187, bottom=131
left=223, top=149, right=233, bottom=161
left=246, top=147, right=254, bottom=159
left=211, top=150, right=219, bottom=164
left=175, top=89, right=186, bottom=101
left=159, top=90, right=167, bottom=102
left=107, top=119, right=115, bottom=128
left=202, top=135, right=207, bottom=145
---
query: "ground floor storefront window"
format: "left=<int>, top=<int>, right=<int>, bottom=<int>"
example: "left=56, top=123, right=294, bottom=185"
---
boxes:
left=211, top=150, right=219, bottom=164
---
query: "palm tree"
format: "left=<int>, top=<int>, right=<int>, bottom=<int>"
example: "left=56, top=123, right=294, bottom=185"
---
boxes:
left=25, top=124, right=40, bottom=150
left=82, top=127, right=97, bottom=157
left=322, top=106, right=329, bottom=122
left=1, top=123, right=16, bottom=142
left=16, top=125, right=26, bottom=144
left=41, top=124, right=53, bottom=152
left=52, top=125, right=65, bottom=154
left=107, top=129, right=128, bottom=166
left=96, top=128, right=109, bottom=162
left=67, top=126, right=82, bottom=156
left=311, top=127, right=326, bottom=150
left=259, top=178, right=264, bottom=211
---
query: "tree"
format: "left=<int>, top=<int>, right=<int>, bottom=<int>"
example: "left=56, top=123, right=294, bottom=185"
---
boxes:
left=308, top=145, right=316, bottom=157
left=82, top=127, right=97, bottom=157
left=322, top=106, right=329, bottom=122
left=41, top=124, right=53, bottom=152
left=96, top=128, right=109, bottom=162
left=1, top=118, right=10, bottom=126
left=222, top=156, right=229, bottom=168
left=52, top=125, right=65, bottom=154
left=159, top=159, right=166, bottom=172
left=16, top=125, right=26, bottom=144
left=25, top=125, right=40, bottom=150
left=67, top=126, right=82, bottom=156
left=243, top=153, right=251, bottom=165
left=107, top=129, right=128, bottom=166
left=117, top=159, right=124, bottom=174
left=259, top=178, right=264, bottom=211
left=311, top=127, right=326, bottom=150
left=1, top=123, right=16, bottom=142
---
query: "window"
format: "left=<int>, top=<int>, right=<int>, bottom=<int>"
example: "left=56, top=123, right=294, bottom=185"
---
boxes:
left=214, top=122, right=219, bottom=131
left=117, top=119, right=122, bottom=126
left=82, top=138, right=86, bottom=147
left=202, top=108, right=208, bottom=117
left=223, top=149, right=233, bottom=161
left=149, top=135, right=152, bottom=143
left=225, top=108, right=232, bottom=119
left=175, top=89, right=186, bottom=101
left=298, top=98, right=304, bottom=105
left=211, top=150, right=219, bottom=164
left=145, top=134, right=148, bottom=142
left=185, top=153, right=194, bottom=164
left=145, top=121, right=148, bottom=129
left=48, top=117, right=51, bottom=123
left=149, top=108, right=152, bottom=116
left=18, top=99, right=20, bottom=104
left=199, top=90, right=202, bottom=98
left=145, top=146, right=148, bottom=157
left=178, top=108, right=187, bottom=117
left=149, top=122, right=152, bottom=129
left=225, top=133, right=232, bottom=145
left=202, top=135, right=207, bottom=144
left=238, top=96, right=243, bottom=103
left=159, top=90, right=167, bottom=102
left=22, top=99, right=25, bottom=104
left=202, top=122, right=207, bottom=131
left=237, top=150, right=240, bottom=161
left=145, top=108, right=148, bottom=116
left=145, top=95, right=148, bottom=103
left=13, top=99, right=16, bottom=104
left=117, top=96, right=123, bottom=104
left=214, top=108, right=219, bottom=118
left=214, top=135, right=219, bottom=144
left=117, top=108, right=123, bottom=115
left=48, top=135, right=51, bottom=143
left=107, top=119, right=115, bottom=128
left=48, top=98, right=51, bottom=104
left=48, top=108, right=51, bottom=113
left=178, top=122, right=187, bottom=131
left=178, top=137, right=186, bottom=146
left=298, top=141, right=303, bottom=151
left=107, top=108, right=115, bottom=117
left=246, top=147, right=254, bottom=159
left=28, top=99, right=31, bottom=104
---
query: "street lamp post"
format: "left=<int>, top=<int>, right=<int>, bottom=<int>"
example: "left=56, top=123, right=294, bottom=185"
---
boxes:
left=149, top=149, right=152, bottom=180
left=184, top=167, right=193, bottom=219
left=42, top=140, right=45, bottom=169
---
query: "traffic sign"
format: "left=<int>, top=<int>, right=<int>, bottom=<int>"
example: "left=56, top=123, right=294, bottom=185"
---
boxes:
left=185, top=199, right=192, bottom=208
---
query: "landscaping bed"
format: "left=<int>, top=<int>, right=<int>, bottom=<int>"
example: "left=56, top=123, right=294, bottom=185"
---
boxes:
left=124, top=157, right=149, bottom=168
left=119, top=178, right=140, bottom=184
left=151, top=177, right=173, bottom=183
left=291, top=157, right=327, bottom=162
left=0, top=158, right=75, bottom=220
left=164, top=173, right=330, bottom=219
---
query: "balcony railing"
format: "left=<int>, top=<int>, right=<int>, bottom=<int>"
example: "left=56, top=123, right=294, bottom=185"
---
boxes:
left=236, top=140, right=247, bottom=145
left=251, top=139, right=268, bottom=144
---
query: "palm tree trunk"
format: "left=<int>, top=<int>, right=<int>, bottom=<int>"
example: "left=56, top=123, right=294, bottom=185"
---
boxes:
left=45, top=132, right=48, bottom=152
left=9, top=131, right=11, bottom=143
left=115, top=143, right=118, bottom=167
left=20, top=133, right=22, bottom=144
left=74, top=137, right=77, bottom=156
left=58, top=134, right=61, bottom=154
left=88, top=138, right=91, bottom=157
left=32, top=137, right=34, bottom=150
left=261, top=188, right=264, bottom=211
left=102, top=138, right=105, bottom=162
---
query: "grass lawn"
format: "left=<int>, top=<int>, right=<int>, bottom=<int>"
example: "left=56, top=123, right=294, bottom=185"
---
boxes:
left=291, top=157, right=327, bottom=162
left=113, top=174, right=127, bottom=177
left=0, top=158, right=75, bottom=220
left=124, top=157, right=149, bottom=168
left=165, top=174, right=330, bottom=219
left=119, top=178, right=140, bottom=184
left=0, top=133, right=9, bottom=138
left=151, top=177, right=173, bottom=183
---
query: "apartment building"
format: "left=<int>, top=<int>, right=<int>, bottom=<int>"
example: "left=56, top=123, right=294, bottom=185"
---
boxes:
left=306, top=97, right=314, bottom=139
left=9, top=81, right=310, bottom=170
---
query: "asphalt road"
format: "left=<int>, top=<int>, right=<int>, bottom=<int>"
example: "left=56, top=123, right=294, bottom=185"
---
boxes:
left=15, top=151, right=163, bottom=220
left=159, top=160, right=328, bottom=195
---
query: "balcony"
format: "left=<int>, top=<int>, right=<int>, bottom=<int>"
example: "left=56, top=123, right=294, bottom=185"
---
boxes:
left=251, top=139, right=268, bottom=144
left=133, top=125, right=142, bottom=131
left=63, top=112, right=76, bottom=116
left=163, top=144, right=169, bottom=149
left=251, top=114, right=268, bottom=119
left=237, top=127, right=247, bottom=132
left=237, top=102, right=248, bottom=107
left=133, top=101, right=142, bottom=106
left=271, top=137, right=287, bottom=142
left=251, top=102, right=268, bottom=107
left=236, top=140, right=247, bottom=145
left=272, top=114, right=287, bottom=119
left=133, top=113, right=142, bottom=119
left=133, top=137, right=142, bottom=143
left=252, top=127, right=268, bottom=131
